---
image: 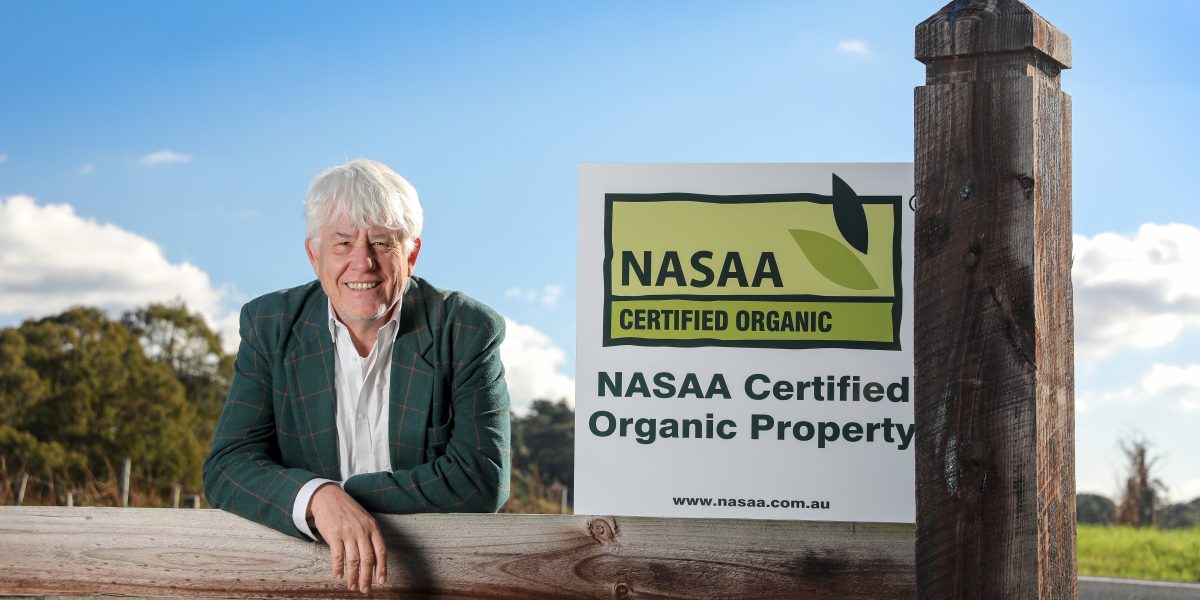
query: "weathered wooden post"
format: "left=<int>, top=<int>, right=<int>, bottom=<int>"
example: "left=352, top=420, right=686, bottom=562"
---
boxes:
left=914, top=1, right=1074, bottom=598
left=172, top=483, right=182, bottom=509
left=120, top=458, right=131, bottom=508
left=15, top=474, right=28, bottom=506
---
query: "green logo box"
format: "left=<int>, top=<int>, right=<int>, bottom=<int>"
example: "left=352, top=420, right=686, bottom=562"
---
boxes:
left=603, top=178, right=903, bottom=350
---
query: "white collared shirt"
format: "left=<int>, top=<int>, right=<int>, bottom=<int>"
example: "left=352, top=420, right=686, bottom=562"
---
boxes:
left=291, top=299, right=401, bottom=540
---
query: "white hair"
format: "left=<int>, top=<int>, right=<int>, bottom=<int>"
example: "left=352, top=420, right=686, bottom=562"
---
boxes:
left=304, top=158, right=423, bottom=250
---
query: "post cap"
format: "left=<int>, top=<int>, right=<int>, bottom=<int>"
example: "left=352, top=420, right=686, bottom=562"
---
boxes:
left=916, top=0, right=1071, bottom=68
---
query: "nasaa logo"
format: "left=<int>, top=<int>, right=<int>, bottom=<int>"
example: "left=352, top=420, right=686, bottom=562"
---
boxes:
left=604, top=174, right=902, bottom=349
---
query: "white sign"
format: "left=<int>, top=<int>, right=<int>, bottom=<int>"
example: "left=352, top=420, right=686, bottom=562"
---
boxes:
left=575, top=163, right=914, bottom=522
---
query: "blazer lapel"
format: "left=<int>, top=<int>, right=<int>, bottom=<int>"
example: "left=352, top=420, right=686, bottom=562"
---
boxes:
left=389, top=278, right=435, bottom=470
left=285, top=294, right=342, bottom=480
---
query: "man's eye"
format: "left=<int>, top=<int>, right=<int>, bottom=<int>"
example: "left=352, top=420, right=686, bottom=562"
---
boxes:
left=372, top=241, right=390, bottom=247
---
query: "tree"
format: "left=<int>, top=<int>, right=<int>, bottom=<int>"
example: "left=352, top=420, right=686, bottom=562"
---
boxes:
left=504, top=399, right=575, bottom=513
left=0, top=329, right=48, bottom=430
left=512, top=399, right=574, bottom=493
left=121, top=303, right=231, bottom=398
left=2, top=307, right=205, bottom=488
left=1, top=327, right=88, bottom=479
left=1157, top=500, right=1200, bottom=530
left=121, top=302, right=232, bottom=446
left=1076, top=493, right=1116, bottom=526
left=1115, top=435, right=1167, bottom=528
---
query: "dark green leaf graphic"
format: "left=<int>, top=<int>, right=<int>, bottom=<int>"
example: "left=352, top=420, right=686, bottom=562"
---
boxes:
left=831, top=173, right=869, bottom=254
left=789, top=229, right=879, bottom=291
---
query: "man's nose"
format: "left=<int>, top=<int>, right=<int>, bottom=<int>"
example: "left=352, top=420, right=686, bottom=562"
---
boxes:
left=348, top=243, right=376, bottom=270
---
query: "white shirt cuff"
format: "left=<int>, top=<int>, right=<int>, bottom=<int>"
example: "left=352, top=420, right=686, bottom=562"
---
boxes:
left=292, top=478, right=338, bottom=541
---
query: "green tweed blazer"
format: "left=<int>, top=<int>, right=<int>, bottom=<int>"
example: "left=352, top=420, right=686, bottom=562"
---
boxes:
left=202, top=276, right=510, bottom=539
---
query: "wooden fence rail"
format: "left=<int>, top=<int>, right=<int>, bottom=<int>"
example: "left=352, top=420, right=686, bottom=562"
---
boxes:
left=0, top=506, right=915, bottom=599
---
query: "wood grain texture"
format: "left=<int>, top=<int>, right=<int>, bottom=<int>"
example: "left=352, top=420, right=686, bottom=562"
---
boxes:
left=0, top=507, right=915, bottom=599
left=914, top=1, right=1075, bottom=598
left=916, top=0, right=1071, bottom=68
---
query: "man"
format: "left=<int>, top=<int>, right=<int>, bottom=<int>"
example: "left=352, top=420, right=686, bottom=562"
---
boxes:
left=203, top=159, right=510, bottom=594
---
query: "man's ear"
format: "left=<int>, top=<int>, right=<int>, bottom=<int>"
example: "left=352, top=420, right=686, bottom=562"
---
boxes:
left=304, top=237, right=320, bottom=274
left=408, top=238, right=422, bottom=269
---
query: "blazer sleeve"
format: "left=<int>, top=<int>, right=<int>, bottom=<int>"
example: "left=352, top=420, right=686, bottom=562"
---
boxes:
left=341, top=301, right=511, bottom=514
left=202, top=304, right=321, bottom=539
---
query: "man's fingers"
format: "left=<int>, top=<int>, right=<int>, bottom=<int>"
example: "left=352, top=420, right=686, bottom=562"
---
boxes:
left=345, top=544, right=361, bottom=592
left=329, top=538, right=345, bottom=580
left=357, top=535, right=376, bottom=593
left=371, top=528, right=388, bottom=585
left=309, top=486, right=387, bottom=592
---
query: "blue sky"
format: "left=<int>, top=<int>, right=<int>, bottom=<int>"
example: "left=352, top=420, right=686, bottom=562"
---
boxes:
left=2, top=1, right=1199, bottom=503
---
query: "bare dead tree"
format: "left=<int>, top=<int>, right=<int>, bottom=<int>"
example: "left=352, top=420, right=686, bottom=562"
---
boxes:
left=1115, top=435, right=1168, bottom=528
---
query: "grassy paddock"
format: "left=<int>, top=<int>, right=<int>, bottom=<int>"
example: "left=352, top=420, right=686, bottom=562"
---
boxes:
left=1078, top=524, right=1200, bottom=582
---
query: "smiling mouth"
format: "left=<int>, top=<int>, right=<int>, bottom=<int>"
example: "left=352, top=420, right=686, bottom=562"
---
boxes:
left=345, top=282, right=381, bottom=291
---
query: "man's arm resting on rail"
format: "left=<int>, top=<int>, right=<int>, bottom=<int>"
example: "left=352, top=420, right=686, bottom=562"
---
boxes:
left=202, top=305, right=322, bottom=540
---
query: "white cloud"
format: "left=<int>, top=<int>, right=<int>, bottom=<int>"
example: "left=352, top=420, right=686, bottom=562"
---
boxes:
left=78, top=162, right=94, bottom=175
left=0, top=154, right=8, bottom=164
left=1141, top=364, right=1200, bottom=412
left=0, top=195, right=239, bottom=351
left=836, top=39, right=870, bottom=55
left=504, top=284, right=564, bottom=308
left=1079, top=361, right=1200, bottom=413
left=499, top=317, right=574, bottom=414
left=1074, top=224, right=1200, bottom=364
left=139, top=150, right=192, bottom=166
left=1141, top=363, right=1200, bottom=399
left=1178, top=477, right=1200, bottom=502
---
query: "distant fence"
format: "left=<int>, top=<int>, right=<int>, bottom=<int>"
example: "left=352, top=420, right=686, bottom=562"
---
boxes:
left=1, top=457, right=203, bottom=509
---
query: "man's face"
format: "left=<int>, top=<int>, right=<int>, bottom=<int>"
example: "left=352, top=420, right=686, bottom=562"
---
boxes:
left=305, top=215, right=420, bottom=325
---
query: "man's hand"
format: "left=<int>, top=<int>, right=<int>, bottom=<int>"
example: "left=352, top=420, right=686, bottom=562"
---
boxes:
left=308, top=483, right=388, bottom=593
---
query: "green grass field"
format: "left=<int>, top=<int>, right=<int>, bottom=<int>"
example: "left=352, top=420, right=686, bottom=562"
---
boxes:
left=1077, top=525, right=1200, bottom=582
